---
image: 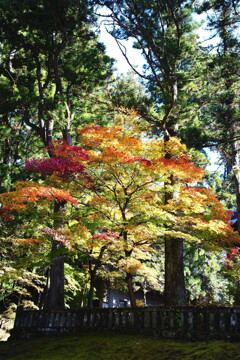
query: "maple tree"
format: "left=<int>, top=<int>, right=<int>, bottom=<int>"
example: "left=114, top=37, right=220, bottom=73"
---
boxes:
left=1, top=120, right=239, bottom=307
left=75, top=122, right=240, bottom=305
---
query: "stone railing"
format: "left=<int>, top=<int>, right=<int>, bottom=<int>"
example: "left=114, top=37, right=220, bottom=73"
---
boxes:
left=11, top=306, right=240, bottom=340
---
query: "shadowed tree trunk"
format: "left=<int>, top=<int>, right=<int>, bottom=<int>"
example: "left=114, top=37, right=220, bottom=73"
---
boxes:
left=124, top=237, right=137, bottom=307
left=164, top=237, right=186, bottom=305
left=126, top=273, right=137, bottom=307
left=87, top=266, right=97, bottom=309
left=45, top=201, right=66, bottom=310
left=87, top=246, right=107, bottom=308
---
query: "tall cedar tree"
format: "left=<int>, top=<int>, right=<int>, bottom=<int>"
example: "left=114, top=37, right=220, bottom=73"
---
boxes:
left=197, top=0, right=240, bottom=224
left=97, top=0, right=202, bottom=304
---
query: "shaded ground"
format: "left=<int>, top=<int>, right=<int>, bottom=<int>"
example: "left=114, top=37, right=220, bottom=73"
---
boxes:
left=1, top=332, right=240, bottom=360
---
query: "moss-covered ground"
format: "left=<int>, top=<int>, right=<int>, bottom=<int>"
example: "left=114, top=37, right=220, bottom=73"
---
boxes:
left=1, top=332, right=240, bottom=360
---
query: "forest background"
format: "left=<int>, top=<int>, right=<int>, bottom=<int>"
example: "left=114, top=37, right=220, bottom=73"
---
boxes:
left=0, top=0, right=239, bottom=333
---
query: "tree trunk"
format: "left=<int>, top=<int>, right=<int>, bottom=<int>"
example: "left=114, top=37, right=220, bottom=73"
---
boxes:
left=45, top=240, right=65, bottom=310
left=95, top=277, right=105, bottom=308
left=126, top=273, right=136, bottom=307
left=232, top=137, right=240, bottom=233
left=163, top=165, right=187, bottom=305
left=164, top=237, right=186, bottom=305
left=44, top=201, right=66, bottom=310
left=87, top=269, right=96, bottom=308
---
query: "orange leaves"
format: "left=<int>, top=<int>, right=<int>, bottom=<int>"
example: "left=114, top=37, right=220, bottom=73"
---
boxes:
left=118, top=136, right=143, bottom=151
left=78, top=124, right=205, bottom=188
left=0, top=182, right=78, bottom=219
left=2, top=121, right=238, bottom=261
left=18, top=186, right=78, bottom=204
left=153, top=155, right=205, bottom=183
left=78, top=124, right=145, bottom=165
left=90, top=197, right=112, bottom=207
left=90, top=231, right=119, bottom=243
left=77, top=124, right=124, bottom=149
left=16, top=238, right=43, bottom=244
left=75, top=122, right=240, bottom=252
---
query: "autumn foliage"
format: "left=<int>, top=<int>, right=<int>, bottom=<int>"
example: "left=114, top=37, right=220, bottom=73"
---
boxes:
left=1, top=121, right=240, bottom=306
left=25, top=141, right=88, bottom=178
left=1, top=122, right=238, bottom=249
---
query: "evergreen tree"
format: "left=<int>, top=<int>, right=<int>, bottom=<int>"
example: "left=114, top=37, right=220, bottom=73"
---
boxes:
left=97, top=0, right=205, bottom=304
left=0, top=0, right=114, bottom=309
left=197, top=0, right=240, bottom=222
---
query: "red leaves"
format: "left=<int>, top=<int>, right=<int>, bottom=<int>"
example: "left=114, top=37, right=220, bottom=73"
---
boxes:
left=226, top=247, right=240, bottom=261
left=0, top=207, right=14, bottom=221
left=25, top=141, right=88, bottom=179
left=40, top=228, right=71, bottom=247
left=90, top=231, right=119, bottom=242
left=25, top=158, right=85, bottom=177
left=225, top=247, right=240, bottom=271
left=157, top=154, right=193, bottom=166
left=46, top=141, right=89, bottom=160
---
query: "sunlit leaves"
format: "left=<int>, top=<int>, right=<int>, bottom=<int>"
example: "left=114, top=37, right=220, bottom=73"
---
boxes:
left=2, top=121, right=240, bottom=305
left=0, top=182, right=78, bottom=219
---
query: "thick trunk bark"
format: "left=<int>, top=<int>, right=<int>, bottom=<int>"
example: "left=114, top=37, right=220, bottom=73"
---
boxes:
left=163, top=167, right=187, bottom=305
left=38, top=268, right=50, bottom=309
left=45, top=240, right=65, bottom=310
left=44, top=201, right=66, bottom=310
left=164, top=237, right=186, bottom=305
left=95, top=277, right=105, bottom=308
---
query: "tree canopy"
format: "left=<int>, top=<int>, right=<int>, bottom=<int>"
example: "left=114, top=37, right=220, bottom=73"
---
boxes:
left=0, top=0, right=240, bottom=316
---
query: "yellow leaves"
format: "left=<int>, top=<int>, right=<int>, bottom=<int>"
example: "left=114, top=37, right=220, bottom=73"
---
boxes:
left=14, top=181, right=40, bottom=189
left=4, top=120, right=237, bottom=276
left=118, top=258, right=142, bottom=274
left=74, top=225, right=92, bottom=240
left=124, top=225, right=157, bottom=245
left=164, top=187, right=207, bottom=215
left=164, top=230, right=200, bottom=243
left=164, top=137, right=187, bottom=155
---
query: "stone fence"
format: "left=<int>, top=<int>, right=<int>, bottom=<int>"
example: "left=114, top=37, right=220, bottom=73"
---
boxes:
left=11, top=306, right=240, bottom=341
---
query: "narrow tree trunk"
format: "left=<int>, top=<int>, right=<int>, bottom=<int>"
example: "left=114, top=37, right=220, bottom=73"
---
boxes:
left=164, top=237, right=186, bottom=305
left=126, top=273, right=136, bottom=307
left=123, top=243, right=137, bottom=307
left=87, top=268, right=96, bottom=308
left=232, top=138, right=240, bottom=233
